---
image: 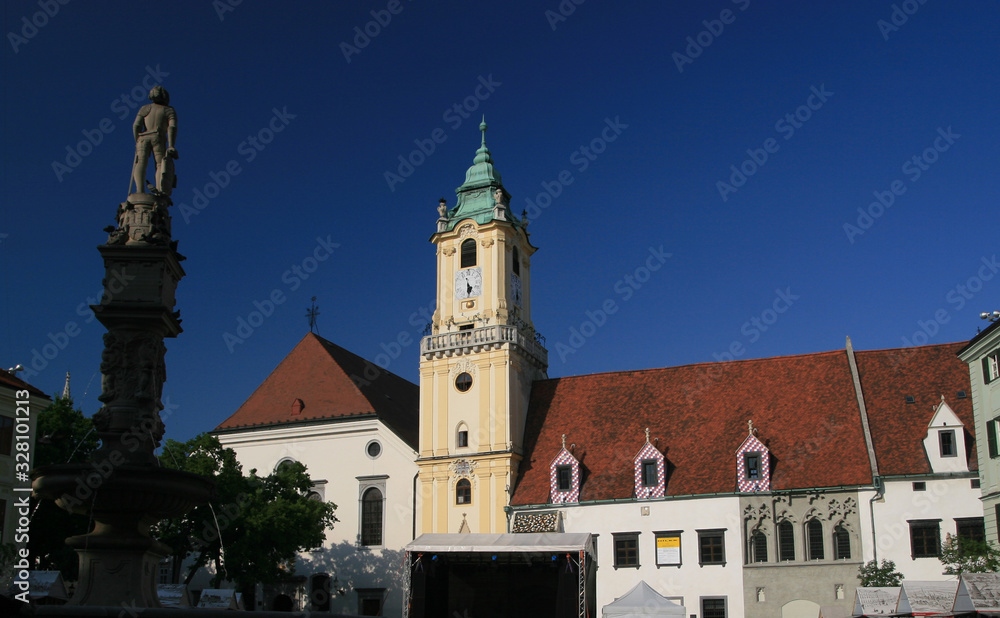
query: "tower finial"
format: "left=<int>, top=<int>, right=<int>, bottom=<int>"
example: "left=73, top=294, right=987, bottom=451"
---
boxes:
left=63, top=371, right=71, bottom=400
left=480, top=116, right=487, bottom=145
left=748, top=419, right=755, bottom=436
left=645, top=427, right=651, bottom=443
left=561, top=433, right=566, bottom=450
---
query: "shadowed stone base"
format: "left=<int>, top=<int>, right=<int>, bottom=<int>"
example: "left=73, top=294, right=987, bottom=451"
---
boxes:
left=66, top=527, right=170, bottom=608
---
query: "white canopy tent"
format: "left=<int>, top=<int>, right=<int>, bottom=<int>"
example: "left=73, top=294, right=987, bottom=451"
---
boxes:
left=603, top=581, right=685, bottom=618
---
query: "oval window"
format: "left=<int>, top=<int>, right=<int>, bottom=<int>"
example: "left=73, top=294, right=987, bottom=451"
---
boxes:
left=455, top=372, right=473, bottom=392
left=366, top=440, right=382, bottom=459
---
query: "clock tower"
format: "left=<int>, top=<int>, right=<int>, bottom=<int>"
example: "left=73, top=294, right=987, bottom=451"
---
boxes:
left=416, top=121, right=548, bottom=534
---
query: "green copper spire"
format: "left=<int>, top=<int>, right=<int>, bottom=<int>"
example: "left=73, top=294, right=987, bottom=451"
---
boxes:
left=436, top=118, right=523, bottom=232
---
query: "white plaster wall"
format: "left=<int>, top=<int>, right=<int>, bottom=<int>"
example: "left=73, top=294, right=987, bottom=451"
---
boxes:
left=216, top=418, right=418, bottom=615
left=868, top=477, right=982, bottom=581
left=551, top=495, right=745, bottom=618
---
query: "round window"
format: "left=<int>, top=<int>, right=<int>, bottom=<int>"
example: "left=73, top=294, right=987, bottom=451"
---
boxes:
left=455, top=372, right=473, bottom=392
left=366, top=440, right=382, bottom=459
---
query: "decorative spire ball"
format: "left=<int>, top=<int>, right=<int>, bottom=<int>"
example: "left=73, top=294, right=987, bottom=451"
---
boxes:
left=474, top=116, right=492, bottom=165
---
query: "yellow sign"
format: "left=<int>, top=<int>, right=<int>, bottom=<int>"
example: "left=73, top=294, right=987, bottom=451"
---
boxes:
left=656, top=535, right=681, bottom=565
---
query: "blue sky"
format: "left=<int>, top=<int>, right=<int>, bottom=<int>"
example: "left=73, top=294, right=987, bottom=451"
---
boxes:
left=2, top=1, right=998, bottom=443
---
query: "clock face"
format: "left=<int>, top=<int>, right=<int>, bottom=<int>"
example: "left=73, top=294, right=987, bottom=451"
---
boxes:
left=455, top=267, right=483, bottom=300
left=511, top=273, right=522, bottom=307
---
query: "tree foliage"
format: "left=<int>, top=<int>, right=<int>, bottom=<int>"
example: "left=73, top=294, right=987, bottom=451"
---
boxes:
left=939, top=534, right=1000, bottom=575
left=156, top=434, right=338, bottom=594
left=27, top=396, right=98, bottom=579
left=858, top=559, right=904, bottom=587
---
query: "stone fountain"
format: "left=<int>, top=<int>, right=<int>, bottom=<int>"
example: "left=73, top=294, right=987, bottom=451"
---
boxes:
left=31, top=86, right=214, bottom=608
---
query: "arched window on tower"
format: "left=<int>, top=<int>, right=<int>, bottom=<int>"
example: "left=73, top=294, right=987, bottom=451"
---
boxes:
left=461, top=239, right=477, bottom=268
left=512, top=246, right=520, bottom=276
left=807, top=519, right=824, bottom=560
left=456, top=478, right=472, bottom=504
left=833, top=525, right=851, bottom=559
left=361, top=487, right=383, bottom=547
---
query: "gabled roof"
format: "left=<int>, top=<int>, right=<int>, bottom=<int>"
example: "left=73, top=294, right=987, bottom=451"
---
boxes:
left=855, top=342, right=976, bottom=476
left=512, top=342, right=973, bottom=506
left=0, top=370, right=49, bottom=399
left=214, top=333, right=418, bottom=449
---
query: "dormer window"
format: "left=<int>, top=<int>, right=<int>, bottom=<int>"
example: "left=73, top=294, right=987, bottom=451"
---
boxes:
left=460, top=238, right=477, bottom=268
left=641, top=460, right=658, bottom=487
left=939, top=429, right=957, bottom=457
left=549, top=438, right=581, bottom=504
left=744, top=453, right=761, bottom=480
left=556, top=466, right=572, bottom=491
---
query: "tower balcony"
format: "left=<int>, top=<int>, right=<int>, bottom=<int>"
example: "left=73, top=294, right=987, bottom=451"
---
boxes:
left=421, top=324, right=547, bottom=366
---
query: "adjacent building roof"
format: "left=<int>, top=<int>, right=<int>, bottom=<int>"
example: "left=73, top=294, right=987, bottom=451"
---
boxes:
left=214, top=333, right=419, bottom=449
left=511, top=342, right=973, bottom=506
left=0, top=370, right=49, bottom=399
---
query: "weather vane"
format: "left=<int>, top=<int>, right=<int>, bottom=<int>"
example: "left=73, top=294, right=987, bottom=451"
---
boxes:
left=306, top=297, right=320, bottom=334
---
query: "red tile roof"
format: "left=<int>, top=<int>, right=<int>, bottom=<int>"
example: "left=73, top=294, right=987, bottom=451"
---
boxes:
left=511, top=342, right=973, bottom=506
left=214, top=333, right=418, bottom=448
left=855, top=342, right=976, bottom=476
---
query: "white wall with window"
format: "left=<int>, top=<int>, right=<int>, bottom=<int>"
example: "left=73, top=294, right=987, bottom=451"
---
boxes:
left=216, top=417, right=417, bottom=616
left=535, top=495, right=744, bottom=618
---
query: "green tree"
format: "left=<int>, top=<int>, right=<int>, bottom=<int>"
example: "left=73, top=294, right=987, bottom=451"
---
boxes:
left=156, top=434, right=338, bottom=603
left=27, top=396, right=99, bottom=579
left=858, top=559, right=904, bottom=587
left=939, top=534, right=1000, bottom=575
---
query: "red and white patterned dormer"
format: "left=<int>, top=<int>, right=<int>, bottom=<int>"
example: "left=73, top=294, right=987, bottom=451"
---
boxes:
left=549, top=434, right=581, bottom=504
left=736, top=420, right=771, bottom=492
left=633, top=428, right=666, bottom=499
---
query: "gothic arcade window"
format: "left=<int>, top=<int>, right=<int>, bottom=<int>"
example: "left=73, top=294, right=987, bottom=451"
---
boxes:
left=456, top=479, right=471, bottom=504
left=361, top=487, right=383, bottom=547
left=460, top=239, right=477, bottom=268
left=778, top=521, right=795, bottom=561
left=807, top=519, right=824, bottom=560
left=749, top=530, right=767, bottom=563
left=833, top=525, right=851, bottom=559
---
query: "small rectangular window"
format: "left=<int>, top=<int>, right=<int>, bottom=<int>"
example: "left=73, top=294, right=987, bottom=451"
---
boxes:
left=744, top=453, right=760, bottom=480
left=556, top=466, right=572, bottom=491
left=909, top=520, right=941, bottom=558
left=702, top=597, right=727, bottom=618
left=457, top=430, right=468, bottom=448
left=912, top=481, right=926, bottom=491
left=940, top=429, right=957, bottom=457
left=973, top=478, right=982, bottom=489
left=698, top=530, right=725, bottom=566
left=613, top=533, right=639, bottom=568
left=641, top=460, right=658, bottom=487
